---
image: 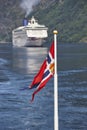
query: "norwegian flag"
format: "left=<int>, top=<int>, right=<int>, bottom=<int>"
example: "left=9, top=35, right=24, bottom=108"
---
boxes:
left=29, top=41, right=54, bottom=102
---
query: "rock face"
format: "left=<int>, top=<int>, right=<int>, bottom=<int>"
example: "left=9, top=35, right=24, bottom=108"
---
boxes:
left=0, top=0, right=23, bottom=42
left=0, top=0, right=87, bottom=43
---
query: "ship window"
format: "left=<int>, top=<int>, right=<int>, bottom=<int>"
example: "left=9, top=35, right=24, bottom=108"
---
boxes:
left=32, top=21, right=34, bottom=24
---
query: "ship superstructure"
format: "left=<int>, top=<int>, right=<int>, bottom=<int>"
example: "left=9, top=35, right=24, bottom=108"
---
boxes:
left=12, top=16, right=48, bottom=47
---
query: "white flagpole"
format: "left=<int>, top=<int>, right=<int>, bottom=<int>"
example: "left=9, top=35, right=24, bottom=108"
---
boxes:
left=53, top=30, right=58, bottom=130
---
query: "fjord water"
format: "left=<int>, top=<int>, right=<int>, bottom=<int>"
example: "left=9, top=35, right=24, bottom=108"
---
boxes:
left=0, top=43, right=87, bottom=130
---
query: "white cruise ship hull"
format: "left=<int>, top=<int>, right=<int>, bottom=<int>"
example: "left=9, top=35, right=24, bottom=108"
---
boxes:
left=12, top=16, right=48, bottom=47
left=12, top=33, right=43, bottom=47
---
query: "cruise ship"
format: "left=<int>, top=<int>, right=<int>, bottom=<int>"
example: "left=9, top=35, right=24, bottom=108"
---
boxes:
left=12, top=16, right=48, bottom=47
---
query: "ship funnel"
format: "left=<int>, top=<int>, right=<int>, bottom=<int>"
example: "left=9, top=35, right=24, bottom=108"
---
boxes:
left=23, top=18, right=28, bottom=26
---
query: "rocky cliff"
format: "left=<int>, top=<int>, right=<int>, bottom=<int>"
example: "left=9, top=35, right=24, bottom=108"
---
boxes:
left=0, top=0, right=87, bottom=43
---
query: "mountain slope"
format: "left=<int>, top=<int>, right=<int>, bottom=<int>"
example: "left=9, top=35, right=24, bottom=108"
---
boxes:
left=31, top=0, right=87, bottom=43
left=0, top=0, right=24, bottom=42
left=0, top=0, right=87, bottom=43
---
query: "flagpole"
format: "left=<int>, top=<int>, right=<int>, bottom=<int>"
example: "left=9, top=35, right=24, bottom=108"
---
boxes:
left=53, top=30, right=58, bottom=130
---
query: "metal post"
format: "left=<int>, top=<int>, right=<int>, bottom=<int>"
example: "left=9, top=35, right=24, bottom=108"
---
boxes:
left=53, top=30, right=58, bottom=130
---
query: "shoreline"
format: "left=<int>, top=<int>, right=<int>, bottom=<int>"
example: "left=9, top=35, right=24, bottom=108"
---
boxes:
left=0, top=42, right=12, bottom=44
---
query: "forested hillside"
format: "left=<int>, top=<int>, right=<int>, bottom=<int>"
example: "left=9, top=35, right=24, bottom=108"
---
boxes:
left=0, top=0, right=87, bottom=43
left=31, top=0, right=87, bottom=43
left=0, top=0, right=24, bottom=42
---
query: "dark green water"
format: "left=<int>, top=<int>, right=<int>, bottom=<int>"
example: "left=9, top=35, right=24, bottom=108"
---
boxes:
left=0, top=43, right=87, bottom=130
left=58, top=43, right=87, bottom=130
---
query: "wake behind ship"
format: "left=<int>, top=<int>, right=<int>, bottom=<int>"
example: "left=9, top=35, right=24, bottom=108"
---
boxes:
left=12, top=16, right=48, bottom=47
